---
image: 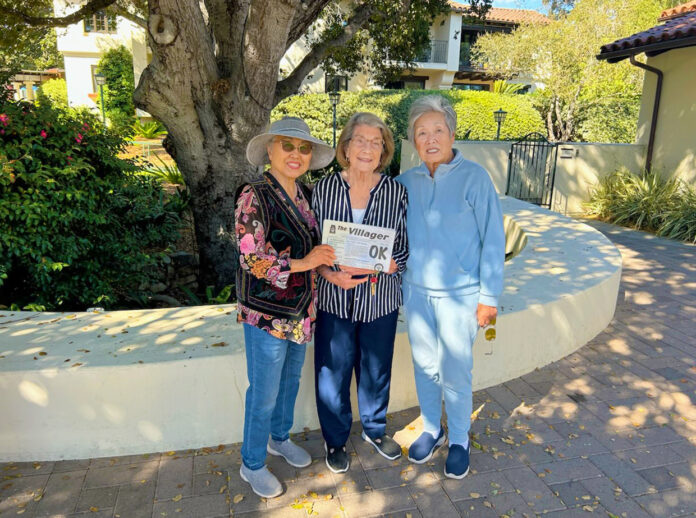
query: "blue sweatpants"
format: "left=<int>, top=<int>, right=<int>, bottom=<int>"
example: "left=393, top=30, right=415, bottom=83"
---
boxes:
left=402, top=283, right=480, bottom=445
left=314, top=309, right=398, bottom=448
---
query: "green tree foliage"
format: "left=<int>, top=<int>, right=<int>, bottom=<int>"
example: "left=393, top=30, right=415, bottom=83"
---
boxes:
left=96, top=45, right=136, bottom=136
left=273, top=89, right=544, bottom=177
left=36, top=78, right=68, bottom=108
left=0, top=11, right=63, bottom=82
left=0, top=93, right=186, bottom=310
left=302, top=1, right=492, bottom=87
left=473, top=0, right=676, bottom=142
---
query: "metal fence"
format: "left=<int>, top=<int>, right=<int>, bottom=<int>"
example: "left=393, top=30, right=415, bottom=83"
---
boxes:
left=505, top=133, right=559, bottom=210
left=417, top=40, right=448, bottom=63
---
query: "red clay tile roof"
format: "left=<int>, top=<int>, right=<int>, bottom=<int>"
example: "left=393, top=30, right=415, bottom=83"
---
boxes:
left=597, top=10, right=696, bottom=62
left=659, top=0, right=696, bottom=21
left=449, top=2, right=551, bottom=25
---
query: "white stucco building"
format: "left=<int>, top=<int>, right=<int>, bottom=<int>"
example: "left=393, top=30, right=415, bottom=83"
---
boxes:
left=53, top=0, right=148, bottom=110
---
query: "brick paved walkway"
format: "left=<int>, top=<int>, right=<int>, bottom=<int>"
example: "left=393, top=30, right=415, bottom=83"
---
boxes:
left=1, top=221, right=695, bottom=518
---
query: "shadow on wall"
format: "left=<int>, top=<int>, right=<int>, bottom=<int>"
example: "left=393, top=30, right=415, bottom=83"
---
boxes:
left=400, top=140, right=647, bottom=216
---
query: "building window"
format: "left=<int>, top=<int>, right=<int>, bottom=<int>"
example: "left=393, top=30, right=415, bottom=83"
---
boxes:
left=325, top=75, right=348, bottom=92
left=453, top=83, right=490, bottom=91
left=84, top=11, right=117, bottom=33
left=384, top=77, right=426, bottom=90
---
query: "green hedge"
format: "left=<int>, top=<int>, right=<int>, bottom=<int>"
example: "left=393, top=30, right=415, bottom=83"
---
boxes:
left=0, top=94, right=186, bottom=310
left=97, top=45, right=136, bottom=137
left=37, top=78, right=68, bottom=109
left=272, top=89, right=545, bottom=176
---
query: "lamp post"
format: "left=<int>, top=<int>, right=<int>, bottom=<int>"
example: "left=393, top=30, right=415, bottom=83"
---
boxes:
left=94, top=73, right=106, bottom=128
left=494, top=108, right=507, bottom=140
left=328, top=90, right=341, bottom=148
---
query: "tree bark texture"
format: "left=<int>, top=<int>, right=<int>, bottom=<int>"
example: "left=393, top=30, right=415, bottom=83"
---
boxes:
left=133, top=0, right=325, bottom=289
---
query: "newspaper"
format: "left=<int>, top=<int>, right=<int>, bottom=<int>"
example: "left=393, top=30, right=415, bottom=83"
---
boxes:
left=321, top=219, right=395, bottom=271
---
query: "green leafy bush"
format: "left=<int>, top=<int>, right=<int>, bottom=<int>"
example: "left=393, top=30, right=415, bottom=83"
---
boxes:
left=586, top=169, right=696, bottom=243
left=36, top=78, right=68, bottom=108
left=272, top=89, right=545, bottom=177
left=0, top=95, right=187, bottom=310
left=577, top=96, right=640, bottom=144
left=97, top=45, right=135, bottom=137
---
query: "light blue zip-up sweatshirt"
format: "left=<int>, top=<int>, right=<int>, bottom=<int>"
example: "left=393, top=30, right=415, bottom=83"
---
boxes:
left=396, top=150, right=505, bottom=306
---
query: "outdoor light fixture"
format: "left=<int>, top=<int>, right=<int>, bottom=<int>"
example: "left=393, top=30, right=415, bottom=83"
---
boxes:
left=494, top=107, right=507, bottom=140
left=329, top=90, right=341, bottom=148
left=94, top=73, right=107, bottom=127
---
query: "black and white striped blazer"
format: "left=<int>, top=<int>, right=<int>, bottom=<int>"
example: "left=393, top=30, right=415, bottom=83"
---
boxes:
left=312, top=172, right=408, bottom=322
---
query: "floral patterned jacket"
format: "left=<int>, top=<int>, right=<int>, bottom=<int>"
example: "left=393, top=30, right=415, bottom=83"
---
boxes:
left=234, top=174, right=320, bottom=344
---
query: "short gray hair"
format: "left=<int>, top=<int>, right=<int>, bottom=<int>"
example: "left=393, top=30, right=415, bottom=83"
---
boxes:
left=407, top=95, right=457, bottom=144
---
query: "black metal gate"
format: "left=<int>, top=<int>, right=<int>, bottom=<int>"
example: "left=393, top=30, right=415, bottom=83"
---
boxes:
left=505, top=133, right=558, bottom=209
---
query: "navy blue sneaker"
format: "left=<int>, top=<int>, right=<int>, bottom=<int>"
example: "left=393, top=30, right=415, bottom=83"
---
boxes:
left=444, top=444, right=470, bottom=479
left=407, top=428, right=446, bottom=464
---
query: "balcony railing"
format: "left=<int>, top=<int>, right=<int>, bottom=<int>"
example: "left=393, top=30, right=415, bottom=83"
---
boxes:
left=416, top=40, right=448, bottom=64
left=460, top=46, right=472, bottom=68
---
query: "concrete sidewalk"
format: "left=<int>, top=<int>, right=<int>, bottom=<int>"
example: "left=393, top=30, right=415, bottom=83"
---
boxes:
left=1, top=220, right=695, bottom=518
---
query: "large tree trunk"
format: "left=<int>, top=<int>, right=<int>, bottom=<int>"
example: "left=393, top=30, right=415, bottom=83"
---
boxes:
left=133, top=0, right=296, bottom=288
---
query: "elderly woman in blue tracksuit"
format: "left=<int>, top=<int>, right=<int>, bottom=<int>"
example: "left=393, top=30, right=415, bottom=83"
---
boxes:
left=396, top=95, right=505, bottom=479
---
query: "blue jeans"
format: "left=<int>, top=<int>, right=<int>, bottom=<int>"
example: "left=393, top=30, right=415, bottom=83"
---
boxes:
left=402, top=283, right=479, bottom=445
left=241, top=324, right=306, bottom=470
left=314, top=309, right=398, bottom=448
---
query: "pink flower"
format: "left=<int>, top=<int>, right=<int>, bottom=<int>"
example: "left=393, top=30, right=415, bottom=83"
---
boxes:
left=75, top=133, right=83, bottom=144
left=0, top=114, right=8, bottom=126
left=66, top=156, right=72, bottom=162
left=0, top=129, right=4, bottom=135
left=40, top=130, right=47, bottom=139
left=239, top=233, right=256, bottom=255
left=82, top=123, right=90, bottom=131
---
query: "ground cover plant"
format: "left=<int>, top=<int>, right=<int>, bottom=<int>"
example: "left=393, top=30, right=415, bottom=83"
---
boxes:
left=586, top=168, right=696, bottom=243
left=0, top=92, right=187, bottom=310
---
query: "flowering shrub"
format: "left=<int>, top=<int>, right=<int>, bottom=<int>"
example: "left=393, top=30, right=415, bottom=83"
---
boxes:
left=0, top=93, right=187, bottom=310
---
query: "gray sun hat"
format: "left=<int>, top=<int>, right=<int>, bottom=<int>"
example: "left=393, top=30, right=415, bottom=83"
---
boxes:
left=246, top=116, right=335, bottom=170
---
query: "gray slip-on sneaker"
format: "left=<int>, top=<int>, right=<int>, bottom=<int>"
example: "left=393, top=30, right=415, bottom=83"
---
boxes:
left=267, top=438, right=312, bottom=468
left=239, top=464, right=283, bottom=498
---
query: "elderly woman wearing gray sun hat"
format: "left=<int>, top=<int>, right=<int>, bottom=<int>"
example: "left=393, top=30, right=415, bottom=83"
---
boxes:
left=234, top=116, right=336, bottom=498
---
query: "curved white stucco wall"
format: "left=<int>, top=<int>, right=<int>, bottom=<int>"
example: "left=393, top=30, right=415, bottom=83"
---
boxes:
left=0, top=197, right=621, bottom=461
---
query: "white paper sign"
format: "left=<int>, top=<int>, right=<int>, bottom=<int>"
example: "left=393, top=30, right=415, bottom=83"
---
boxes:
left=321, top=219, right=395, bottom=271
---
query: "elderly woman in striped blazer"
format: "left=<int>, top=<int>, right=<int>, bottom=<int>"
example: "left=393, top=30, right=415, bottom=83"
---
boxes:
left=312, top=112, right=408, bottom=473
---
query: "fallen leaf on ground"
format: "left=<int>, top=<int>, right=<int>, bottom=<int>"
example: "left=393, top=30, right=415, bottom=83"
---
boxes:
left=172, top=494, right=182, bottom=502
left=233, top=494, right=244, bottom=504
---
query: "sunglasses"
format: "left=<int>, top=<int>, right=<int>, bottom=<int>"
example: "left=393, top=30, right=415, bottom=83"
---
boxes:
left=276, top=139, right=313, bottom=155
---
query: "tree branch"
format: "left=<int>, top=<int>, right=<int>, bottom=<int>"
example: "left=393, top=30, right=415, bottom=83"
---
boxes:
left=275, top=1, right=375, bottom=104
left=112, top=3, right=146, bottom=28
left=286, top=0, right=333, bottom=51
left=3, top=0, right=117, bottom=28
